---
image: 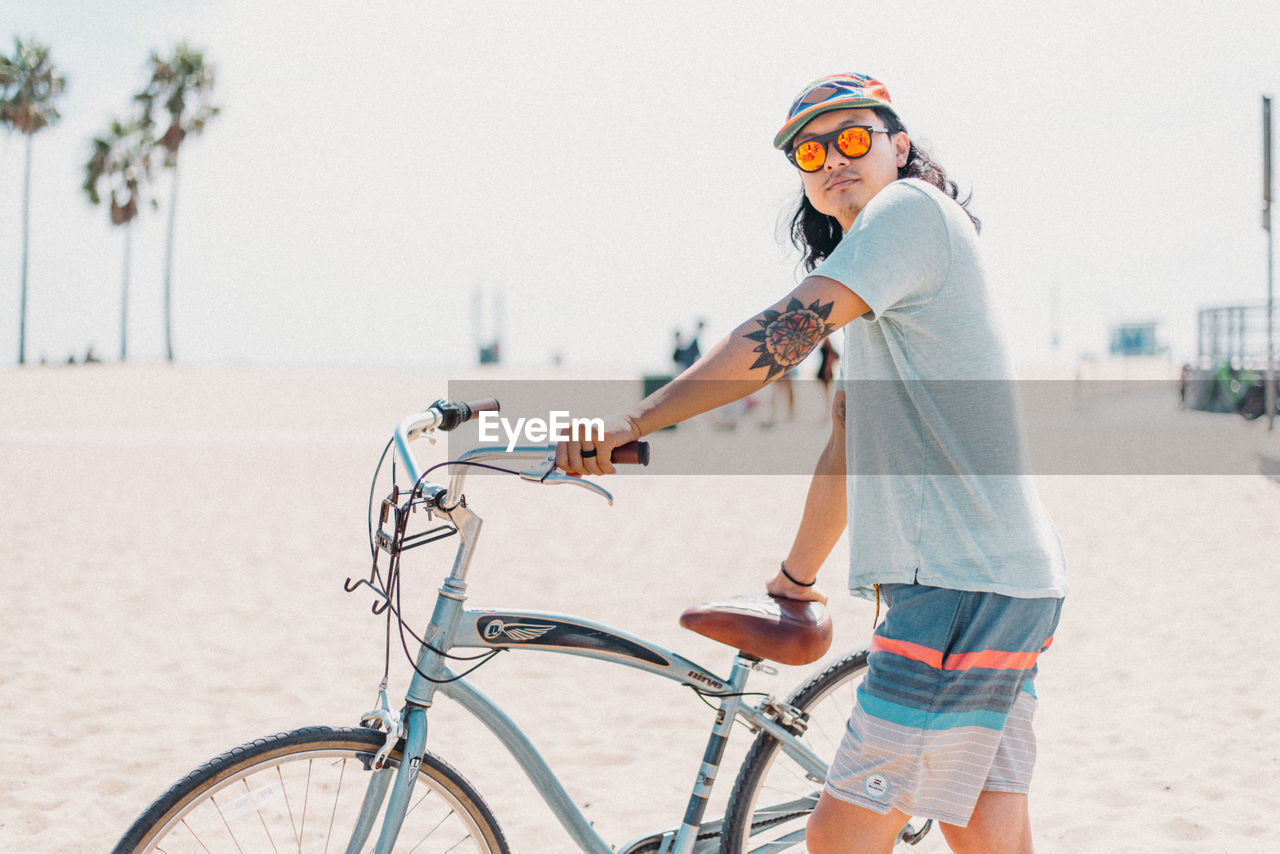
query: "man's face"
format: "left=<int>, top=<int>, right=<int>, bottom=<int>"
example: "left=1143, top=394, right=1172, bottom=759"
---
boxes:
left=792, top=107, right=909, bottom=232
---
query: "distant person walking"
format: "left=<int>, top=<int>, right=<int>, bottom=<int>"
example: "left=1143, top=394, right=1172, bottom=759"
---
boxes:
left=673, top=319, right=705, bottom=372
left=817, top=337, right=839, bottom=412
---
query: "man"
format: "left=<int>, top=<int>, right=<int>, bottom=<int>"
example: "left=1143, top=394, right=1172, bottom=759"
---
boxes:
left=558, top=73, right=1066, bottom=854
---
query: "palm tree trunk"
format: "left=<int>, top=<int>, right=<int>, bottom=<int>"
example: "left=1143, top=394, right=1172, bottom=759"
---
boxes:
left=18, top=133, right=32, bottom=365
left=120, top=221, right=133, bottom=362
left=162, top=158, right=180, bottom=362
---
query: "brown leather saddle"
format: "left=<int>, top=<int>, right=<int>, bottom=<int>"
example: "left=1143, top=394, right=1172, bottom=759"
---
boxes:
left=679, top=593, right=833, bottom=666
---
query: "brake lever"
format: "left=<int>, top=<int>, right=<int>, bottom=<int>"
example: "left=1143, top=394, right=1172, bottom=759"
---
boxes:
left=519, top=450, right=614, bottom=504
left=518, top=451, right=558, bottom=482
left=541, top=471, right=614, bottom=504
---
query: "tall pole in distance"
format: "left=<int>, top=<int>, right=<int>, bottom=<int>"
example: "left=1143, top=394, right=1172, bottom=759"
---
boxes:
left=1264, top=96, right=1275, bottom=431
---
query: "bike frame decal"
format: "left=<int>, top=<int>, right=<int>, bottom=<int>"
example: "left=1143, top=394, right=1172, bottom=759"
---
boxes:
left=474, top=613, right=672, bottom=667
left=456, top=609, right=730, bottom=693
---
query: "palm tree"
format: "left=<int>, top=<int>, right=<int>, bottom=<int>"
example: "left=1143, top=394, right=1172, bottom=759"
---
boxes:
left=84, top=118, right=154, bottom=361
left=0, top=37, right=66, bottom=365
left=136, top=43, right=219, bottom=363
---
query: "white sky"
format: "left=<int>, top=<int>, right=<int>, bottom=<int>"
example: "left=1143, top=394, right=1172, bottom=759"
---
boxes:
left=1, top=0, right=1277, bottom=371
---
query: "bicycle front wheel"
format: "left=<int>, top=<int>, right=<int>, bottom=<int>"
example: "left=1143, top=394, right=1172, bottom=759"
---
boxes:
left=721, top=650, right=869, bottom=852
left=112, top=725, right=509, bottom=854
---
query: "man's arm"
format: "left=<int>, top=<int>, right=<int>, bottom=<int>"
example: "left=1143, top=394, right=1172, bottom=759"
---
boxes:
left=557, top=275, right=868, bottom=474
left=766, top=390, right=846, bottom=603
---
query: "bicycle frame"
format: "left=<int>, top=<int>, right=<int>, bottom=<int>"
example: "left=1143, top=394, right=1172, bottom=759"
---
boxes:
left=353, top=424, right=828, bottom=854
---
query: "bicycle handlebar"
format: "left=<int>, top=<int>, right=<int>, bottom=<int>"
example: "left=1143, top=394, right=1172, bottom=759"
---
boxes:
left=394, top=399, right=649, bottom=504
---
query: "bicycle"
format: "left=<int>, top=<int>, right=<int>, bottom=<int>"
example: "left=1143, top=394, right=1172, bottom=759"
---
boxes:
left=111, top=398, right=935, bottom=853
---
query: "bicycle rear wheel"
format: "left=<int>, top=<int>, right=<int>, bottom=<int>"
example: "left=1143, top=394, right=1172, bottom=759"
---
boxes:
left=112, top=725, right=508, bottom=854
left=722, top=650, right=871, bottom=852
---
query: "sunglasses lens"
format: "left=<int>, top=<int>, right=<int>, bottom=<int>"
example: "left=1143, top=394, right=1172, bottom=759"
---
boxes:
left=793, top=140, right=826, bottom=172
left=837, top=127, right=872, bottom=158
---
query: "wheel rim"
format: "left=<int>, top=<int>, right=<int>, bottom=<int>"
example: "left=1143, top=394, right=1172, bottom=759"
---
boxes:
left=738, top=666, right=863, bottom=851
left=138, top=742, right=498, bottom=853
left=734, top=656, right=941, bottom=852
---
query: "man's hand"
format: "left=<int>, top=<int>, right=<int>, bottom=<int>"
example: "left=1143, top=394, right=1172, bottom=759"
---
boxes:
left=766, top=567, right=828, bottom=604
left=555, top=413, right=641, bottom=476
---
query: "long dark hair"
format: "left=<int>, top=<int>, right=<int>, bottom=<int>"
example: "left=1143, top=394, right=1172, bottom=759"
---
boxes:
left=786, top=106, right=980, bottom=272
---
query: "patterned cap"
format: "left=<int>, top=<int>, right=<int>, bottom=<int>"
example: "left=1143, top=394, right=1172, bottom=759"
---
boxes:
left=773, top=73, right=896, bottom=151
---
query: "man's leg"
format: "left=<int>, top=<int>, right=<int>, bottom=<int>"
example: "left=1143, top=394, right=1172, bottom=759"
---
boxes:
left=805, top=790, right=911, bottom=854
left=814, top=588, right=1060, bottom=854
left=938, top=790, right=1034, bottom=854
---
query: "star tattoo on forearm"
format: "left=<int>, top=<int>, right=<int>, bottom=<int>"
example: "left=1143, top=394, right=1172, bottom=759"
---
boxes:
left=743, top=298, right=836, bottom=380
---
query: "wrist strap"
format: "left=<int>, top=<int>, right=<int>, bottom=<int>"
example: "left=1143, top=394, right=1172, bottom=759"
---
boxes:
left=780, top=561, right=815, bottom=587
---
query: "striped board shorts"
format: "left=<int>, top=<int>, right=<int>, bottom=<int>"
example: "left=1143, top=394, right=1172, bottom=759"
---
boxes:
left=825, top=582, right=1063, bottom=826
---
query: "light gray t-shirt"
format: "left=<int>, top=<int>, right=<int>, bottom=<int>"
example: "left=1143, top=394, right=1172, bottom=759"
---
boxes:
left=815, top=178, right=1067, bottom=599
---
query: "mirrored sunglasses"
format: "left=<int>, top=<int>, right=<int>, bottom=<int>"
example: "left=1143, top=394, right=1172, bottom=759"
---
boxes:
left=786, top=125, right=891, bottom=173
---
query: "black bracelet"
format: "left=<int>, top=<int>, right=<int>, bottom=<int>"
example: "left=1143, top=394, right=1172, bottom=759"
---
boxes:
left=780, top=561, right=815, bottom=587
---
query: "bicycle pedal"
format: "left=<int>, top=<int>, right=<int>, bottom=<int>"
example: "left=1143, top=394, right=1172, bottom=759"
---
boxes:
left=899, top=818, right=933, bottom=845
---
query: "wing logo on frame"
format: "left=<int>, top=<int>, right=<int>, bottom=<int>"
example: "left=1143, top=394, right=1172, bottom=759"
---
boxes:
left=475, top=614, right=673, bottom=667
left=482, top=619, right=556, bottom=642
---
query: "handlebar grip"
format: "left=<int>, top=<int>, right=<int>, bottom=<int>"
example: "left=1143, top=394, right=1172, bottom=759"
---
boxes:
left=432, top=397, right=501, bottom=431
left=462, top=398, right=501, bottom=416
left=611, top=440, right=650, bottom=466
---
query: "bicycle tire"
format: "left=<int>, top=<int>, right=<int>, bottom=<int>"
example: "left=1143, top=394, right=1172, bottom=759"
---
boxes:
left=720, top=650, right=869, bottom=852
left=112, top=725, right=509, bottom=854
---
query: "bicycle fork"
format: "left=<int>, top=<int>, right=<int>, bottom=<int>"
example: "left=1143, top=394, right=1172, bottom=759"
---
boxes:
left=352, top=509, right=478, bottom=854
left=346, top=601, right=462, bottom=854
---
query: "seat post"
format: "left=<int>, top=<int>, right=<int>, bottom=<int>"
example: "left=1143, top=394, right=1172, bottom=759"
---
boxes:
left=672, top=656, right=756, bottom=850
left=727, top=653, right=757, bottom=691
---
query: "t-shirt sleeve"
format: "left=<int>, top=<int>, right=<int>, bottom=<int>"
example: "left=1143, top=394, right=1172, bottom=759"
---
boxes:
left=811, top=181, right=951, bottom=319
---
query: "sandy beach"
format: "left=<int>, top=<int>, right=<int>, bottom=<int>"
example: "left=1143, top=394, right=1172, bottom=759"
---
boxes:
left=3, top=363, right=1279, bottom=852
